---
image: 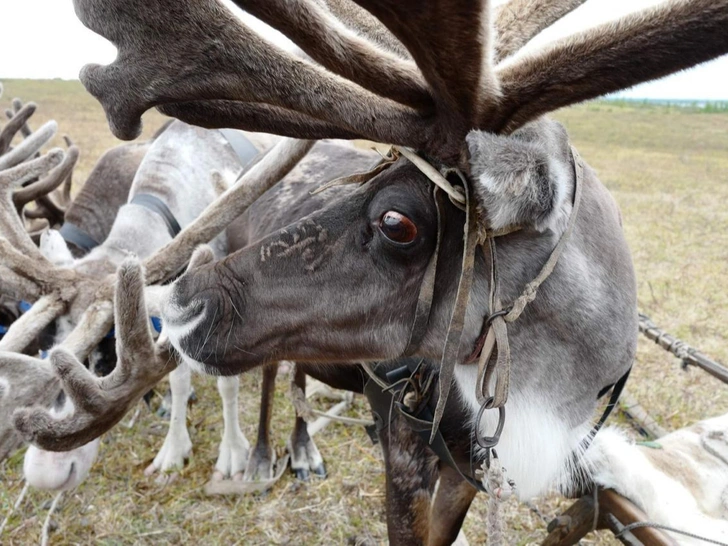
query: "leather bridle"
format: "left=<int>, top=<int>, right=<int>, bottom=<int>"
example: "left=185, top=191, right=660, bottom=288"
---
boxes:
left=361, top=145, right=631, bottom=492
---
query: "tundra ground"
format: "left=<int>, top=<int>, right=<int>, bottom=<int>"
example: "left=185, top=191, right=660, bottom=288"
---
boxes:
left=1, top=79, right=727, bottom=545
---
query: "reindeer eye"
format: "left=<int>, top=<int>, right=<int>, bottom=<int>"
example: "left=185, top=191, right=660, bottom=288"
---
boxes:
left=378, top=211, right=418, bottom=244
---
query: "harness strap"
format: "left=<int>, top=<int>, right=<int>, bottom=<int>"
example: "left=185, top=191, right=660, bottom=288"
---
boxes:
left=396, top=147, right=465, bottom=206
left=471, top=147, right=585, bottom=416
left=430, top=173, right=479, bottom=443
left=582, top=366, right=631, bottom=450
left=403, top=187, right=443, bottom=356
left=59, top=222, right=100, bottom=252
left=129, top=193, right=182, bottom=239
left=219, top=128, right=260, bottom=168
left=363, top=361, right=486, bottom=492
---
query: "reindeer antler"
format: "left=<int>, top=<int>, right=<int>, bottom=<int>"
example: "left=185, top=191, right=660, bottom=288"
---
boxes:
left=0, top=101, right=36, bottom=155
left=13, top=145, right=79, bottom=213
left=489, top=0, right=728, bottom=133
left=72, top=0, right=728, bottom=161
left=10, top=246, right=218, bottom=451
left=0, top=148, right=85, bottom=353
left=12, top=258, right=175, bottom=451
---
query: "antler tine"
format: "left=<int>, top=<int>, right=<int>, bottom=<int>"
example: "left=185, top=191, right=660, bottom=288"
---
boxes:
left=59, top=136, right=75, bottom=208
left=13, top=145, right=79, bottom=211
left=229, top=0, right=432, bottom=110
left=13, top=258, right=176, bottom=452
left=0, top=120, right=57, bottom=171
left=74, top=0, right=430, bottom=149
left=11, top=98, right=33, bottom=138
left=0, top=264, right=42, bottom=302
left=0, top=149, right=64, bottom=260
left=350, top=0, right=498, bottom=129
left=0, top=353, right=60, bottom=461
left=489, top=0, right=728, bottom=133
left=158, top=100, right=361, bottom=140
left=0, top=295, right=65, bottom=353
left=144, top=138, right=315, bottom=284
left=493, top=0, right=588, bottom=63
left=0, top=102, right=36, bottom=155
left=316, top=0, right=411, bottom=59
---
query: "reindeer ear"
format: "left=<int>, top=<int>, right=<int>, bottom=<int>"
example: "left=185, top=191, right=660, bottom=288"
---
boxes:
left=39, top=230, right=75, bottom=267
left=466, top=119, right=573, bottom=233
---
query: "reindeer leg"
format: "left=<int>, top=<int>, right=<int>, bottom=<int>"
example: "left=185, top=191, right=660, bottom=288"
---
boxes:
left=213, top=375, right=250, bottom=480
left=428, top=465, right=477, bottom=546
left=288, top=365, right=326, bottom=480
left=243, top=363, right=278, bottom=481
left=378, top=413, right=439, bottom=546
left=145, top=361, right=192, bottom=479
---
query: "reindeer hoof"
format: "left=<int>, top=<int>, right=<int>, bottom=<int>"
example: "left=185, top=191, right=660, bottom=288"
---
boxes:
left=294, top=468, right=310, bottom=481
left=288, top=435, right=326, bottom=481
left=312, top=463, right=327, bottom=478
left=243, top=445, right=276, bottom=482
left=151, top=471, right=179, bottom=485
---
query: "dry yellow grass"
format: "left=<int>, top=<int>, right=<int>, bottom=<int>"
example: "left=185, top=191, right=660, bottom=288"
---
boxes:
left=1, top=79, right=727, bottom=545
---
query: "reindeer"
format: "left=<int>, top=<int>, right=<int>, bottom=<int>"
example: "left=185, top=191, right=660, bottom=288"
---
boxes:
left=0, top=120, right=252, bottom=469
left=0, top=115, right=322, bottom=490
left=4, top=0, right=728, bottom=544
left=588, top=416, right=728, bottom=545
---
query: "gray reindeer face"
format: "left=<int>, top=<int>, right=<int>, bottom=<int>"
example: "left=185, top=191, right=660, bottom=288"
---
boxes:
left=164, top=121, right=575, bottom=375
left=163, top=160, right=469, bottom=374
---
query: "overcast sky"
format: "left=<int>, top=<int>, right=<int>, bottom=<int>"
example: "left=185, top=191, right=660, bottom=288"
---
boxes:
left=1, top=0, right=727, bottom=101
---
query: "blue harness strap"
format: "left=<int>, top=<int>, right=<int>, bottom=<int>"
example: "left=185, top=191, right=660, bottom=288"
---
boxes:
left=59, top=222, right=101, bottom=252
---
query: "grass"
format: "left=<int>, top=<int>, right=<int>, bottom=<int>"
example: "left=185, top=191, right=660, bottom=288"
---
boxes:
left=1, top=80, right=728, bottom=545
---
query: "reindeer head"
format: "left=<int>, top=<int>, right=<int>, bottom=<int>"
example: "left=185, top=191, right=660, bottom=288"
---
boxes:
left=5, top=0, right=728, bottom=460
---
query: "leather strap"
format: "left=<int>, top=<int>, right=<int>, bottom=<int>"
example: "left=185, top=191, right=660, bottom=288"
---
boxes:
left=129, top=193, right=182, bottom=239
left=471, top=146, right=585, bottom=416
left=363, top=361, right=486, bottom=493
left=403, top=187, right=443, bottom=356
left=582, top=366, right=632, bottom=450
left=59, top=222, right=100, bottom=252
left=430, top=171, right=479, bottom=442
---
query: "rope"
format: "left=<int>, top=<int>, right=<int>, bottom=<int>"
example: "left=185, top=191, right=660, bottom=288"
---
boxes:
left=482, top=453, right=515, bottom=546
left=289, top=381, right=374, bottom=427
left=395, top=147, right=466, bottom=206
left=614, top=521, right=728, bottom=545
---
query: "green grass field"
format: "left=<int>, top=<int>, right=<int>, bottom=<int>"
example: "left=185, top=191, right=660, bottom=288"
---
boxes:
left=1, top=79, right=727, bottom=545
